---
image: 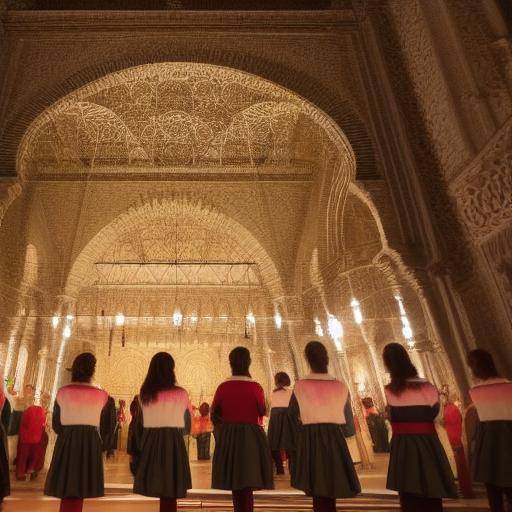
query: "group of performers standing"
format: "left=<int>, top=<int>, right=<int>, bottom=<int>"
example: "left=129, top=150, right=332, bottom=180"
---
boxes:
left=0, top=340, right=511, bottom=512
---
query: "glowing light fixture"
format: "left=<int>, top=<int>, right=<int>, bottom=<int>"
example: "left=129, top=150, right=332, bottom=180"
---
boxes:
left=63, top=325, right=72, bottom=339
left=51, top=315, right=60, bottom=329
left=395, top=296, right=415, bottom=349
left=350, top=298, right=363, bottom=325
left=172, top=308, right=183, bottom=327
left=66, top=314, right=74, bottom=321
left=314, top=318, right=324, bottom=337
left=327, top=314, right=344, bottom=351
left=114, top=312, right=125, bottom=327
left=274, top=310, right=283, bottom=330
left=246, top=310, right=256, bottom=326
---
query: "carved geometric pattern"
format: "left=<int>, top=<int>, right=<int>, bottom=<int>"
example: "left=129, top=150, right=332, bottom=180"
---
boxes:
left=453, top=118, right=512, bottom=240
left=18, top=63, right=353, bottom=180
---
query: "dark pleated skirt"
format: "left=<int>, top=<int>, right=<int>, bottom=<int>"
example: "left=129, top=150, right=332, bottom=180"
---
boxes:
left=44, top=425, right=104, bottom=499
left=0, top=427, right=10, bottom=499
left=387, top=433, right=457, bottom=498
left=267, top=407, right=298, bottom=452
left=134, top=427, right=191, bottom=498
left=212, top=423, right=274, bottom=491
left=472, top=420, right=512, bottom=487
left=291, top=424, right=360, bottom=499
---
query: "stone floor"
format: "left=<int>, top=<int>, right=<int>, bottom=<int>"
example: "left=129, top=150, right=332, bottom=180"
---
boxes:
left=4, top=453, right=490, bottom=511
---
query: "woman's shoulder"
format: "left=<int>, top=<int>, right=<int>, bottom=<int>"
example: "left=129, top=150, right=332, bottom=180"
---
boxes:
left=57, top=383, right=108, bottom=402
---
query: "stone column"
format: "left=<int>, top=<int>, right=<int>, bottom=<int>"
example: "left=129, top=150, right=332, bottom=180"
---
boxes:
left=359, top=326, right=386, bottom=407
left=276, top=296, right=306, bottom=378
left=2, top=314, right=25, bottom=381
left=49, top=296, right=77, bottom=408
left=34, top=347, right=49, bottom=405
left=334, top=350, right=375, bottom=469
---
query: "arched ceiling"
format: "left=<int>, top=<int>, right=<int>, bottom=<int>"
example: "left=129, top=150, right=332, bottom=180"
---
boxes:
left=66, top=198, right=283, bottom=297
left=18, top=63, right=352, bottom=180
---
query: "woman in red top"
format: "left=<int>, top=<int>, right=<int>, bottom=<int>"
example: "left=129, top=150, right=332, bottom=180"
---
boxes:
left=16, top=397, right=47, bottom=480
left=211, top=347, right=273, bottom=512
left=441, top=390, right=473, bottom=498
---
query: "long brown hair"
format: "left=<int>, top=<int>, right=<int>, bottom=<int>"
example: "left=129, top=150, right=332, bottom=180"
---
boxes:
left=382, top=343, right=419, bottom=395
left=140, top=352, right=176, bottom=405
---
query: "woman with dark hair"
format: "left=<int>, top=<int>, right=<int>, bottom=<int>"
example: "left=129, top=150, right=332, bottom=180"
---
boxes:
left=467, top=348, right=512, bottom=512
left=132, top=352, right=192, bottom=512
left=289, top=341, right=360, bottom=512
left=382, top=343, right=456, bottom=512
left=211, top=346, right=273, bottom=512
left=267, top=371, right=297, bottom=475
left=44, top=352, right=110, bottom=512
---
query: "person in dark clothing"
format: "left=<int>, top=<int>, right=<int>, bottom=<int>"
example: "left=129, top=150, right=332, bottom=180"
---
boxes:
left=100, top=396, right=117, bottom=458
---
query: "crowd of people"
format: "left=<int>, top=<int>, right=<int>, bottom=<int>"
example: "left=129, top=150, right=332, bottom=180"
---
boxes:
left=0, top=341, right=510, bottom=512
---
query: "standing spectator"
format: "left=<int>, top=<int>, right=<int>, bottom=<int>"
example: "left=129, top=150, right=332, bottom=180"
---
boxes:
left=100, top=396, right=117, bottom=458
left=132, top=352, right=192, bottom=512
left=383, top=343, right=457, bottom=512
left=267, top=372, right=298, bottom=475
left=192, top=402, right=213, bottom=461
left=467, top=349, right=512, bottom=512
left=0, top=369, right=11, bottom=510
left=211, top=346, right=273, bottom=512
left=361, top=396, right=390, bottom=453
left=441, top=388, right=474, bottom=498
left=289, top=341, right=360, bottom=512
left=16, top=393, right=48, bottom=480
left=127, top=395, right=141, bottom=475
left=44, top=353, right=110, bottom=512
left=114, top=399, right=127, bottom=450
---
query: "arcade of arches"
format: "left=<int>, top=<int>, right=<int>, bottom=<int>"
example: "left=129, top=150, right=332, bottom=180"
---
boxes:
left=0, top=1, right=512, bottom=501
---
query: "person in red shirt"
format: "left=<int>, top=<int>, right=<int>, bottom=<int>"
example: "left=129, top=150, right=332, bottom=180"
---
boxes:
left=16, top=393, right=48, bottom=481
left=441, top=389, right=474, bottom=498
left=211, top=346, right=273, bottom=512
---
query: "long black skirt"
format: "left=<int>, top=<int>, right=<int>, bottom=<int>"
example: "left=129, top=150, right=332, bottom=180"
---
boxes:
left=44, top=425, right=104, bottom=499
left=0, top=427, right=10, bottom=499
left=387, top=433, right=457, bottom=498
left=134, top=427, right=191, bottom=498
left=472, top=420, right=512, bottom=487
left=292, top=423, right=360, bottom=499
left=212, top=423, right=273, bottom=491
left=267, top=407, right=298, bottom=452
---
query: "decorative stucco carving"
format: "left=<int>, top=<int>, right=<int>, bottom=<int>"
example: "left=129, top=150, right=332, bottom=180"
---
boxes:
left=18, top=62, right=353, bottom=181
left=452, top=117, right=512, bottom=240
left=0, top=179, right=22, bottom=227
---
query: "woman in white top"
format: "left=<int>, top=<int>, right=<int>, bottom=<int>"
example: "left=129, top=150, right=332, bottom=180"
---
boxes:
left=467, top=348, right=512, bottom=512
left=44, top=353, right=110, bottom=512
left=267, top=372, right=298, bottom=475
left=289, top=341, right=360, bottom=512
left=132, top=352, right=192, bottom=512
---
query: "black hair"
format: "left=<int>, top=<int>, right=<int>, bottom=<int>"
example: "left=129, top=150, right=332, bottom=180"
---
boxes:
left=199, top=402, right=210, bottom=416
left=274, top=371, right=291, bottom=389
left=467, top=349, right=500, bottom=380
left=305, top=341, right=329, bottom=373
left=140, top=352, right=176, bottom=405
left=382, top=343, right=419, bottom=395
left=71, top=352, right=97, bottom=383
left=229, top=346, right=251, bottom=377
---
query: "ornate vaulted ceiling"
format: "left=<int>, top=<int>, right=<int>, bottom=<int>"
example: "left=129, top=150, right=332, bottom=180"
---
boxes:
left=18, top=63, right=342, bottom=180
